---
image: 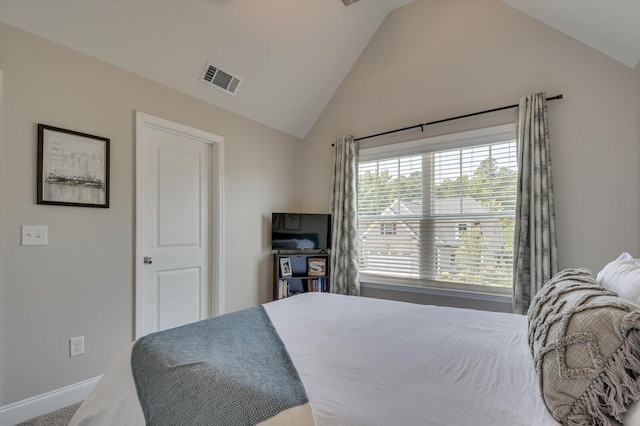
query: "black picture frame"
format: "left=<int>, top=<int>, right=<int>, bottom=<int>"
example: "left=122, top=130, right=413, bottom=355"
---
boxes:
left=37, top=124, right=110, bottom=208
left=279, top=257, right=292, bottom=277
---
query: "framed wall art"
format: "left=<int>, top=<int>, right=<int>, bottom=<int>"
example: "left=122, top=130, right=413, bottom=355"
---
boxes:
left=307, top=257, right=327, bottom=276
left=37, top=124, right=110, bottom=208
left=279, top=257, right=293, bottom=277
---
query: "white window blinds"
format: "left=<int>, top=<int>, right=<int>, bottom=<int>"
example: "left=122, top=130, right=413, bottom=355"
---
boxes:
left=358, top=124, right=517, bottom=292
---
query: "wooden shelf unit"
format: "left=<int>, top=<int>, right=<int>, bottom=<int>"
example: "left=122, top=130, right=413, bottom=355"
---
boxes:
left=273, top=251, right=330, bottom=300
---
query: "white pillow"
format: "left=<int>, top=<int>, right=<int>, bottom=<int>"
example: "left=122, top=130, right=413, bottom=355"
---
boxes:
left=622, top=398, right=640, bottom=426
left=596, top=252, right=640, bottom=306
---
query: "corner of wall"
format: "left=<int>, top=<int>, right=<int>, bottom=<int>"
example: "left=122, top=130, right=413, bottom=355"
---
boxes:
left=0, top=68, right=5, bottom=407
left=636, top=63, right=640, bottom=257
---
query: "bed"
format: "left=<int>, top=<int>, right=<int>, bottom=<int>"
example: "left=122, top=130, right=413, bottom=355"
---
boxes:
left=70, top=270, right=640, bottom=426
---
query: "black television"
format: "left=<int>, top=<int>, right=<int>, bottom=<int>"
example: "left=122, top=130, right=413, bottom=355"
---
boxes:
left=271, top=213, right=332, bottom=250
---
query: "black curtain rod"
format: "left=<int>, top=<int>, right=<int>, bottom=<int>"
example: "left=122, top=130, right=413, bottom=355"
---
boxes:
left=348, top=94, right=563, bottom=143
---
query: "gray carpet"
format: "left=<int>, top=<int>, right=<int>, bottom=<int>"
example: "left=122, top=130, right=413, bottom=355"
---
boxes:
left=16, top=402, right=81, bottom=426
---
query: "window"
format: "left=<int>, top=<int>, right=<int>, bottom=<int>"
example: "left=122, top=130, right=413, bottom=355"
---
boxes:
left=455, top=223, right=468, bottom=239
left=357, top=124, right=517, bottom=294
left=380, top=223, right=397, bottom=235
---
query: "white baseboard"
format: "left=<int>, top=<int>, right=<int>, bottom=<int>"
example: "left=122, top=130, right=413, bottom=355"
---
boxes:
left=0, top=376, right=101, bottom=426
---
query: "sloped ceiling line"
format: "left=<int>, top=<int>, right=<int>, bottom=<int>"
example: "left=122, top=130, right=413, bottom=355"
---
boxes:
left=0, top=0, right=637, bottom=139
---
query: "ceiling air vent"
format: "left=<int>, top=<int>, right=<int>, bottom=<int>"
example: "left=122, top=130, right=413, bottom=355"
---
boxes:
left=200, top=62, right=242, bottom=95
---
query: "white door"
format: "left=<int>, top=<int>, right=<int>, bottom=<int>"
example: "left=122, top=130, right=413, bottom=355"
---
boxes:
left=135, top=112, right=224, bottom=338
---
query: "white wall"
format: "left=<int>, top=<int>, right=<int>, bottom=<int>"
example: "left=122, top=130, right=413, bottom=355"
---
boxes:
left=637, top=63, right=640, bottom=257
left=0, top=23, right=303, bottom=406
left=301, top=1, right=638, bottom=304
left=0, top=69, right=5, bottom=408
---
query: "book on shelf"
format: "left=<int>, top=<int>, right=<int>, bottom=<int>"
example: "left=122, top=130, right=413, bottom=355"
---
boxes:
left=278, top=279, right=289, bottom=299
left=307, top=278, right=326, bottom=293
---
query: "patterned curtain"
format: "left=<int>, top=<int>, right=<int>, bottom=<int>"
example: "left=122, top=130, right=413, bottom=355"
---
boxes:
left=329, top=136, right=360, bottom=296
left=513, top=92, right=559, bottom=314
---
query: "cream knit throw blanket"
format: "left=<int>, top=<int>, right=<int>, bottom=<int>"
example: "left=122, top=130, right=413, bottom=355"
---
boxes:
left=528, top=268, right=640, bottom=425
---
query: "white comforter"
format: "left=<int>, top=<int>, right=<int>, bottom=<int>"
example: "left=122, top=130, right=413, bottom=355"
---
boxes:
left=71, top=293, right=640, bottom=425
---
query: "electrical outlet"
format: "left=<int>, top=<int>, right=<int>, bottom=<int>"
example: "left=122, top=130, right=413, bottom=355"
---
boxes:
left=70, top=336, right=85, bottom=357
left=21, top=225, right=48, bottom=246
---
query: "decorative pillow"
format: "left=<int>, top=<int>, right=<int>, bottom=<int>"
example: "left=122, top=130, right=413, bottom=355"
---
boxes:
left=596, top=252, right=640, bottom=307
left=528, top=268, right=640, bottom=425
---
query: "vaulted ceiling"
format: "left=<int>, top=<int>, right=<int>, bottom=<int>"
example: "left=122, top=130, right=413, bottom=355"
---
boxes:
left=503, top=0, right=640, bottom=70
left=1, top=0, right=638, bottom=139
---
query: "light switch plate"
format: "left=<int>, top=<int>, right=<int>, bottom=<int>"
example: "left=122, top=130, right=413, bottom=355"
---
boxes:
left=21, top=225, right=48, bottom=246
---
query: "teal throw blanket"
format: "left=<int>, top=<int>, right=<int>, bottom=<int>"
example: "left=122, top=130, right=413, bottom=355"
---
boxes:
left=131, top=305, right=310, bottom=426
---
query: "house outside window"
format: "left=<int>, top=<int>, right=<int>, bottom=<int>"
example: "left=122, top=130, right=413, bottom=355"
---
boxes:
left=380, top=223, right=397, bottom=235
left=455, top=223, right=468, bottom=239
left=357, top=124, right=517, bottom=295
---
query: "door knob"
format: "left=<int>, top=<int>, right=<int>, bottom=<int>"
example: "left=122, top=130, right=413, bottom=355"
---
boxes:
left=143, top=256, right=153, bottom=265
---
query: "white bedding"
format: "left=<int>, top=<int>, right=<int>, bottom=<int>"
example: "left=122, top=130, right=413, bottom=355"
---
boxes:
left=70, top=293, right=640, bottom=425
